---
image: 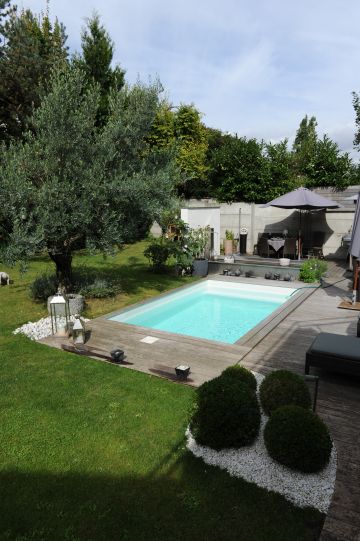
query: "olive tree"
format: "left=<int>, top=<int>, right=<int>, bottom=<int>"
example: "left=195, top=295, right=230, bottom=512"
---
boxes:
left=0, top=64, right=177, bottom=290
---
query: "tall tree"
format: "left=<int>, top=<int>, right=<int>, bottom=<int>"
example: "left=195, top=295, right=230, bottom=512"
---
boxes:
left=0, top=6, right=68, bottom=143
left=0, top=64, right=177, bottom=290
left=208, top=134, right=267, bottom=203
left=292, top=115, right=318, bottom=177
left=173, top=104, right=208, bottom=198
left=352, top=91, right=360, bottom=150
left=79, top=13, right=125, bottom=126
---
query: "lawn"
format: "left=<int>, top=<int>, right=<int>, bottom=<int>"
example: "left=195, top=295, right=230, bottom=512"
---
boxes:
left=0, top=242, right=324, bottom=540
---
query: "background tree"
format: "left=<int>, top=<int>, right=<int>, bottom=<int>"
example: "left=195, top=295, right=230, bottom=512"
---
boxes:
left=78, top=12, right=125, bottom=126
left=208, top=134, right=268, bottom=203
left=0, top=6, right=68, bottom=143
left=173, top=104, right=208, bottom=198
left=0, top=64, right=177, bottom=290
left=291, top=115, right=352, bottom=190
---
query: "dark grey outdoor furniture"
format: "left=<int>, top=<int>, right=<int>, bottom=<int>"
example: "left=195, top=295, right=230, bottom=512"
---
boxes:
left=305, top=333, right=360, bottom=376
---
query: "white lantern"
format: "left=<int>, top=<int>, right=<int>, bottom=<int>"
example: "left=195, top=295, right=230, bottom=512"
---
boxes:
left=50, top=291, right=70, bottom=336
left=72, top=315, right=86, bottom=345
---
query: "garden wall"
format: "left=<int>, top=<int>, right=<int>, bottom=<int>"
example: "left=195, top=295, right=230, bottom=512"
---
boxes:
left=150, top=186, right=359, bottom=259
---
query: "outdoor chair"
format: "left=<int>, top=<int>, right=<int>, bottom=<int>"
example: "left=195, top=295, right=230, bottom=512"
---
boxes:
left=256, top=235, right=272, bottom=257
left=282, top=238, right=297, bottom=259
left=312, top=231, right=325, bottom=259
left=305, top=333, right=360, bottom=377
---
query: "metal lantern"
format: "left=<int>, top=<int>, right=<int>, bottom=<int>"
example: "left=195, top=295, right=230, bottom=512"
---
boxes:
left=50, top=291, right=70, bottom=336
left=72, top=315, right=86, bottom=345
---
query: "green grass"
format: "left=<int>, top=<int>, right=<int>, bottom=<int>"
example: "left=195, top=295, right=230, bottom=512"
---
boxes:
left=0, top=242, right=324, bottom=540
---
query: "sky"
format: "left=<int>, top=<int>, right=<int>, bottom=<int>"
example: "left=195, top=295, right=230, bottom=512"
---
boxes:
left=19, top=0, right=360, bottom=158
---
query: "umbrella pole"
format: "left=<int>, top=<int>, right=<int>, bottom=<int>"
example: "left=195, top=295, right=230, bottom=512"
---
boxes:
left=298, top=210, right=302, bottom=261
left=352, top=261, right=360, bottom=304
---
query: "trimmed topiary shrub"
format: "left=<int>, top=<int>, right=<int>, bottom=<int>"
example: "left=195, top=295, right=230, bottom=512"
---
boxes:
left=259, top=370, right=311, bottom=415
left=264, top=405, right=332, bottom=473
left=190, top=376, right=261, bottom=450
left=220, top=365, right=257, bottom=392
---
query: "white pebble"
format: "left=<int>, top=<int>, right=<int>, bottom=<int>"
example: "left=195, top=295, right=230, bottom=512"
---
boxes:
left=13, top=316, right=89, bottom=341
left=186, top=372, right=337, bottom=513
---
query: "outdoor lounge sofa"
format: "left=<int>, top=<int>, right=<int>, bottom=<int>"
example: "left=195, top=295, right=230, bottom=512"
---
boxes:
left=305, top=332, right=360, bottom=376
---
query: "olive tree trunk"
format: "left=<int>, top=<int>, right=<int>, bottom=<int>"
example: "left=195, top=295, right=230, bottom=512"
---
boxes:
left=49, top=252, right=73, bottom=293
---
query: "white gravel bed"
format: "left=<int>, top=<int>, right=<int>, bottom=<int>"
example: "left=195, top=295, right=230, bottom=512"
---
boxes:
left=186, top=372, right=337, bottom=514
left=13, top=315, right=89, bottom=341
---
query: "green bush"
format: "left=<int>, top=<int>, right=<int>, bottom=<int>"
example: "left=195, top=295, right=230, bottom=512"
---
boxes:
left=190, top=376, right=261, bottom=450
left=79, top=279, right=120, bottom=298
left=221, top=365, right=257, bottom=391
left=29, top=273, right=57, bottom=301
left=144, top=237, right=173, bottom=270
left=264, top=405, right=332, bottom=473
left=259, top=370, right=311, bottom=415
left=299, top=259, right=327, bottom=283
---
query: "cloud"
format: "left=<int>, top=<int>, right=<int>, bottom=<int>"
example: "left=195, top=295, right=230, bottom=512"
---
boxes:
left=20, top=0, right=360, bottom=155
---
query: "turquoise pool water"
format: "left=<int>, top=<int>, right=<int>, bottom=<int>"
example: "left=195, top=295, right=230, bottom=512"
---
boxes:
left=109, top=281, right=296, bottom=344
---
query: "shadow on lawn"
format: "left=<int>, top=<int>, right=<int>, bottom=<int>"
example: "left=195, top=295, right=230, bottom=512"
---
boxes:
left=0, top=455, right=323, bottom=541
left=73, top=263, right=186, bottom=297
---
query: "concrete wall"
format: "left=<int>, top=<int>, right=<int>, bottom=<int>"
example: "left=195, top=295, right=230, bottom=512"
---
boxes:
left=183, top=198, right=355, bottom=259
left=180, top=206, right=221, bottom=255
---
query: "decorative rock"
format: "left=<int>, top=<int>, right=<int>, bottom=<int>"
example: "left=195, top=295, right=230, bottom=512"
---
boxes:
left=0, top=272, right=10, bottom=285
left=265, top=272, right=273, bottom=280
left=13, top=315, right=90, bottom=341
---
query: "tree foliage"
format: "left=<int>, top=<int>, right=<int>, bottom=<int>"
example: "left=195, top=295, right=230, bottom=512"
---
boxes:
left=78, top=12, right=125, bottom=126
left=0, top=64, right=177, bottom=290
left=0, top=6, right=68, bottom=143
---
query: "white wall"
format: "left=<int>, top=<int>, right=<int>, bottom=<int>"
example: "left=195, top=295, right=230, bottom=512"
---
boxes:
left=181, top=206, right=221, bottom=255
left=183, top=199, right=354, bottom=258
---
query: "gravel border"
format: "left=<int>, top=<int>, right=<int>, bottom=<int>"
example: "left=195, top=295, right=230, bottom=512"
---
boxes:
left=186, top=372, right=337, bottom=513
left=14, top=315, right=89, bottom=341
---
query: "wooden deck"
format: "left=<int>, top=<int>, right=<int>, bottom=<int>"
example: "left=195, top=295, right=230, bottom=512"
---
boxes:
left=41, top=261, right=360, bottom=540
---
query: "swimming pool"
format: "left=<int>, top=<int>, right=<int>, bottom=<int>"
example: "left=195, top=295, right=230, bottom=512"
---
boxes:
left=108, top=280, right=296, bottom=344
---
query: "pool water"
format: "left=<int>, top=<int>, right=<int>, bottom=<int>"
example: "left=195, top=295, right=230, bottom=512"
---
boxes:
left=109, top=280, right=296, bottom=344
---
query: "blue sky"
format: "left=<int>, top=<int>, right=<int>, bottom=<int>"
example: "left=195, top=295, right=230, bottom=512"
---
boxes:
left=20, top=0, right=360, bottom=157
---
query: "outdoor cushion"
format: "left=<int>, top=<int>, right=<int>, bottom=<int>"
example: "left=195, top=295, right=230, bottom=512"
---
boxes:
left=305, top=333, right=360, bottom=376
left=309, top=333, right=360, bottom=361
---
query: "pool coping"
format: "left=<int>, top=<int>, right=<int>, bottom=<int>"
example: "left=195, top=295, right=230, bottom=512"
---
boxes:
left=99, top=276, right=317, bottom=350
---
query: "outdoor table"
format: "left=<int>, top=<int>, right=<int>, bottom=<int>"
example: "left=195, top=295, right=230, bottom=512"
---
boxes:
left=267, top=238, right=285, bottom=252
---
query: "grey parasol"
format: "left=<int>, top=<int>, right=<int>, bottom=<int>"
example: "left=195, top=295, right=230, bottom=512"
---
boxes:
left=261, top=187, right=340, bottom=259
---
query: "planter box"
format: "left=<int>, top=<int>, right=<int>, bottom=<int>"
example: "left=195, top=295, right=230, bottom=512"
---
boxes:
left=193, top=259, right=209, bottom=277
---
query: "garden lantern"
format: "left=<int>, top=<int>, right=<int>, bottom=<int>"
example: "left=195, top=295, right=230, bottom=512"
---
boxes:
left=50, top=291, right=70, bottom=336
left=175, top=365, right=190, bottom=380
left=72, top=315, right=86, bottom=345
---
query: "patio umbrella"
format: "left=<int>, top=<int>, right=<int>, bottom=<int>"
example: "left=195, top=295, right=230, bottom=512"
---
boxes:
left=261, top=187, right=340, bottom=260
left=349, top=192, right=360, bottom=303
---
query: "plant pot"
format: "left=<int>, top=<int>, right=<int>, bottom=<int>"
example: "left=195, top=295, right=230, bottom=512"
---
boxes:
left=192, top=259, right=208, bottom=277
left=47, top=294, right=85, bottom=316
left=224, top=239, right=234, bottom=256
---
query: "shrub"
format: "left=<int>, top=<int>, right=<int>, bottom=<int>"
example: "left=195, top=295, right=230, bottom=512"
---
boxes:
left=144, top=237, right=173, bottom=270
left=299, top=259, right=327, bottom=283
left=259, top=370, right=311, bottom=415
left=190, top=376, right=261, bottom=450
left=30, top=273, right=57, bottom=301
left=221, top=365, right=257, bottom=392
left=264, top=405, right=332, bottom=473
left=79, top=279, right=120, bottom=298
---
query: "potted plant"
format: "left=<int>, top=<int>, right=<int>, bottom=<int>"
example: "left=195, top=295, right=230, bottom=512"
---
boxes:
left=224, top=230, right=234, bottom=256
left=186, top=226, right=211, bottom=277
